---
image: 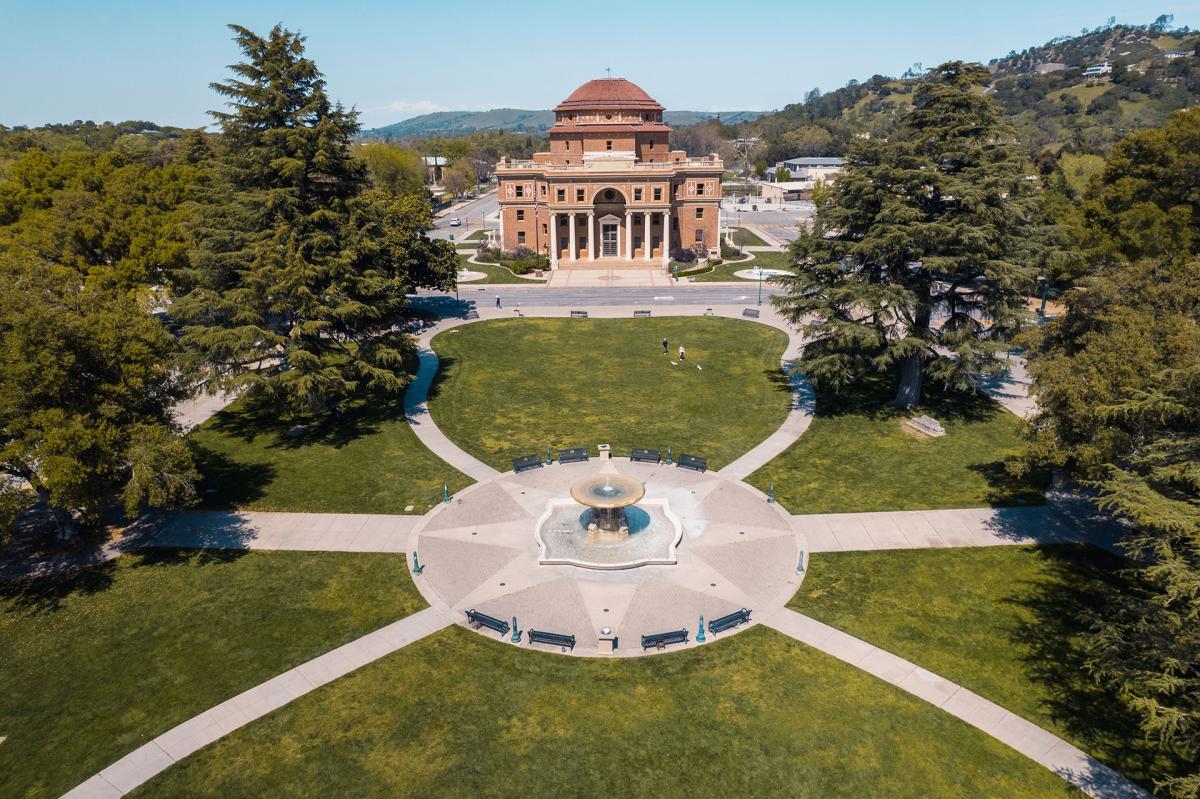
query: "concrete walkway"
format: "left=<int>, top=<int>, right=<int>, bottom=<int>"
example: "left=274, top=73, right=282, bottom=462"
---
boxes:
left=765, top=609, right=1150, bottom=799
left=60, top=607, right=452, bottom=799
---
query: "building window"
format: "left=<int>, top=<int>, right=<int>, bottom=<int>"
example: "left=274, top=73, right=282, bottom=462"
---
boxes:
left=696, top=182, right=705, bottom=196
left=543, top=224, right=547, bottom=235
left=695, top=207, right=703, bottom=219
left=695, top=230, right=704, bottom=242
left=517, top=231, right=526, bottom=244
left=604, top=189, right=615, bottom=201
left=559, top=216, right=567, bottom=226
left=576, top=188, right=585, bottom=202
left=565, top=140, right=570, bottom=150
left=560, top=237, right=568, bottom=251
left=515, top=185, right=524, bottom=197
left=579, top=238, right=587, bottom=250
left=516, top=209, right=525, bottom=221
left=652, top=213, right=661, bottom=224
left=634, top=188, right=642, bottom=201
left=653, top=187, right=662, bottom=201
left=540, top=184, right=547, bottom=197
left=634, top=236, right=642, bottom=250
left=557, top=188, right=565, bottom=202
left=634, top=213, right=642, bottom=224
left=606, top=140, right=612, bottom=151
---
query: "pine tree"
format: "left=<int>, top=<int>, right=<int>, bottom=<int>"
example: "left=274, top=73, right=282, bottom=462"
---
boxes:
left=175, top=25, right=455, bottom=415
left=775, top=62, right=1044, bottom=407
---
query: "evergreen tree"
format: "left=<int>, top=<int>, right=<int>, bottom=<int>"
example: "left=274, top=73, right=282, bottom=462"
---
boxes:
left=175, top=24, right=455, bottom=415
left=0, top=256, right=197, bottom=540
left=775, top=62, right=1043, bottom=407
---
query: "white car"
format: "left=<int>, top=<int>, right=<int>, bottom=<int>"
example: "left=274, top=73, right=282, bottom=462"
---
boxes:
left=449, top=218, right=462, bottom=227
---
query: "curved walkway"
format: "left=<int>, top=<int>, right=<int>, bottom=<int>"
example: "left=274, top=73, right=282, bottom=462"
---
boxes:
left=765, top=608, right=1150, bottom=799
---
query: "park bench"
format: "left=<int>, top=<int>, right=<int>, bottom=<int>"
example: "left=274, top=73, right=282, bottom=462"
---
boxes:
left=641, top=629, right=688, bottom=650
left=513, top=454, right=543, bottom=473
left=528, top=629, right=576, bottom=650
left=677, top=453, right=707, bottom=473
left=633, top=309, right=652, bottom=318
left=570, top=310, right=589, bottom=318
left=557, top=447, right=589, bottom=464
left=708, top=608, right=752, bottom=635
left=742, top=308, right=760, bottom=319
left=464, top=308, right=479, bottom=320
left=630, top=447, right=660, bottom=464
left=704, top=307, right=714, bottom=316
left=466, top=609, right=510, bottom=636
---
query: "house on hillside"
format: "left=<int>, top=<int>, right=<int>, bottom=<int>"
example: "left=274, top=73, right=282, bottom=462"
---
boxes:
left=1034, top=62, right=1067, bottom=74
left=1082, top=61, right=1113, bottom=78
left=1164, top=51, right=1190, bottom=60
left=421, top=156, right=447, bottom=185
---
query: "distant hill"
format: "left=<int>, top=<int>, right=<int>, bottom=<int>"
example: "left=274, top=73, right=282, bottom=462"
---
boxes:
left=362, top=109, right=765, bottom=139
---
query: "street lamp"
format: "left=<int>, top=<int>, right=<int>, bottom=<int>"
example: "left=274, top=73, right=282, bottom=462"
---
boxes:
left=756, top=264, right=763, bottom=306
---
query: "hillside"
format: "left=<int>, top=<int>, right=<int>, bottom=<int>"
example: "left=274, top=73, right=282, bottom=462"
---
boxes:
left=744, top=22, right=1199, bottom=166
left=363, top=108, right=764, bottom=139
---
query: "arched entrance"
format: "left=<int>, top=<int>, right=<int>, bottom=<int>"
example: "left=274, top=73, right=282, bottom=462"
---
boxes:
left=592, top=187, right=628, bottom=261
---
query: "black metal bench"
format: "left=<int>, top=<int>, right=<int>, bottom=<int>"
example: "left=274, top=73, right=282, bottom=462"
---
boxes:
left=742, top=308, right=760, bottom=318
left=513, top=454, right=543, bottom=472
left=630, top=447, right=660, bottom=464
left=633, top=309, right=652, bottom=317
left=466, top=609, right=510, bottom=636
left=708, top=608, right=752, bottom=635
left=464, top=308, right=479, bottom=319
left=528, top=629, right=576, bottom=650
left=677, top=453, right=707, bottom=472
left=641, top=629, right=688, bottom=650
left=569, top=310, right=588, bottom=318
left=557, top=447, right=588, bottom=463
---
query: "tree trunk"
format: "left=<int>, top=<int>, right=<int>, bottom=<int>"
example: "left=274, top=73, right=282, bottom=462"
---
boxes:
left=36, top=487, right=77, bottom=541
left=895, top=356, right=923, bottom=408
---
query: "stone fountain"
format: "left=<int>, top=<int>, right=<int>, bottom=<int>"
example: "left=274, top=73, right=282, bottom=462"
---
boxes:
left=569, top=473, right=645, bottom=537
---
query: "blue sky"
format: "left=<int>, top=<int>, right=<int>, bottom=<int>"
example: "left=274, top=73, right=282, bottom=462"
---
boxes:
left=2, top=0, right=1197, bottom=129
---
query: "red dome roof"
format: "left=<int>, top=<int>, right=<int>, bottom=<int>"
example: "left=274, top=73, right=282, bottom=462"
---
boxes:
left=554, top=78, right=664, bottom=111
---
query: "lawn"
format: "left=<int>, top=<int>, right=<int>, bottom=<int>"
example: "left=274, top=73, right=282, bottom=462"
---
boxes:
left=747, top=374, right=1047, bottom=513
left=131, top=626, right=1078, bottom=799
left=464, top=229, right=489, bottom=241
left=792, top=545, right=1196, bottom=793
left=190, top=392, right=474, bottom=514
left=690, top=251, right=795, bottom=282
left=0, top=549, right=424, bottom=799
left=428, top=317, right=791, bottom=470
left=457, top=254, right=545, bottom=284
left=730, top=226, right=769, bottom=247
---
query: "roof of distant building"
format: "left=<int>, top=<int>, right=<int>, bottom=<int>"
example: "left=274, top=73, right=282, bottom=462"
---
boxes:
left=421, top=156, right=448, bottom=166
left=777, top=157, right=846, bottom=167
left=554, top=78, right=664, bottom=112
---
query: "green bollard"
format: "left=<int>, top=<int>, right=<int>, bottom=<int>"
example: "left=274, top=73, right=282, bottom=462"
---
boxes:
left=546, top=446, right=553, bottom=465
left=667, top=447, right=673, bottom=465
left=797, top=549, right=806, bottom=574
left=697, top=615, right=706, bottom=643
left=412, top=551, right=425, bottom=575
left=511, top=617, right=522, bottom=643
left=443, top=483, right=450, bottom=504
left=768, top=479, right=775, bottom=504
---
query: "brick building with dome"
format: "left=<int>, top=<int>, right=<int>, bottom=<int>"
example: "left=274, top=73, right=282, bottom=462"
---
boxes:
left=494, top=77, right=723, bottom=269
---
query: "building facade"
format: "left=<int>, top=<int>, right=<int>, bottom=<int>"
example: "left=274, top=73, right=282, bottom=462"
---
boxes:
left=495, top=78, right=723, bottom=268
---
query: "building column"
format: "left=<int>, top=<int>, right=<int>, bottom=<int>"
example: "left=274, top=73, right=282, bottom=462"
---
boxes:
left=661, top=210, right=670, bottom=266
left=549, top=212, right=558, bottom=268
left=499, top=208, right=505, bottom=253
left=644, top=213, right=651, bottom=260
left=588, top=211, right=596, bottom=260
left=625, top=211, right=632, bottom=260
left=568, top=213, right=576, bottom=262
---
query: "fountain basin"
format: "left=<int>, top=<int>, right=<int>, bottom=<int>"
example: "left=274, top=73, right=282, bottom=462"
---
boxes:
left=535, top=499, right=683, bottom=569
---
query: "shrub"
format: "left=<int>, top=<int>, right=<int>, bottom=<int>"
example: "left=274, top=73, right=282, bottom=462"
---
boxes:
left=670, top=247, right=697, bottom=264
left=507, top=245, right=535, bottom=260
left=721, top=241, right=743, bottom=259
left=476, top=246, right=500, bottom=263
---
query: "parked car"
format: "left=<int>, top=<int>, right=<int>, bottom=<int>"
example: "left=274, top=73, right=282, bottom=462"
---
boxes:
left=449, top=217, right=462, bottom=227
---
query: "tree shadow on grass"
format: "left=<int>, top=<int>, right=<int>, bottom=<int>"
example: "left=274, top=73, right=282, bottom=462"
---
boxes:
left=0, top=559, right=118, bottom=614
left=192, top=446, right=276, bottom=509
left=203, top=389, right=407, bottom=452
left=969, top=458, right=1051, bottom=507
left=812, top=373, right=998, bottom=424
left=130, top=546, right=247, bottom=570
left=1008, top=544, right=1196, bottom=791
left=424, top=354, right=456, bottom=405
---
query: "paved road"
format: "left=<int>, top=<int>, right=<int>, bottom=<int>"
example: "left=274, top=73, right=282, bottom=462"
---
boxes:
left=428, top=190, right=498, bottom=241
left=412, top=284, right=786, bottom=308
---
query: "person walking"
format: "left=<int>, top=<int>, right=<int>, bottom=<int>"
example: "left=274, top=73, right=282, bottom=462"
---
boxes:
left=495, top=296, right=501, bottom=309
left=661, top=337, right=669, bottom=355
left=679, top=344, right=686, bottom=361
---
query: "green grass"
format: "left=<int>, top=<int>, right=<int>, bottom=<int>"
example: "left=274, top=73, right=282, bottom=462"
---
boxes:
left=429, top=317, right=791, bottom=470
left=132, top=626, right=1079, bottom=799
left=792, top=545, right=1196, bottom=792
left=731, top=226, right=769, bottom=247
left=464, top=229, right=489, bottom=241
left=457, top=254, right=545, bottom=284
left=748, top=374, right=1047, bottom=513
left=691, top=251, right=795, bottom=282
left=0, top=549, right=424, bottom=799
left=190, top=393, right=474, bottom=514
